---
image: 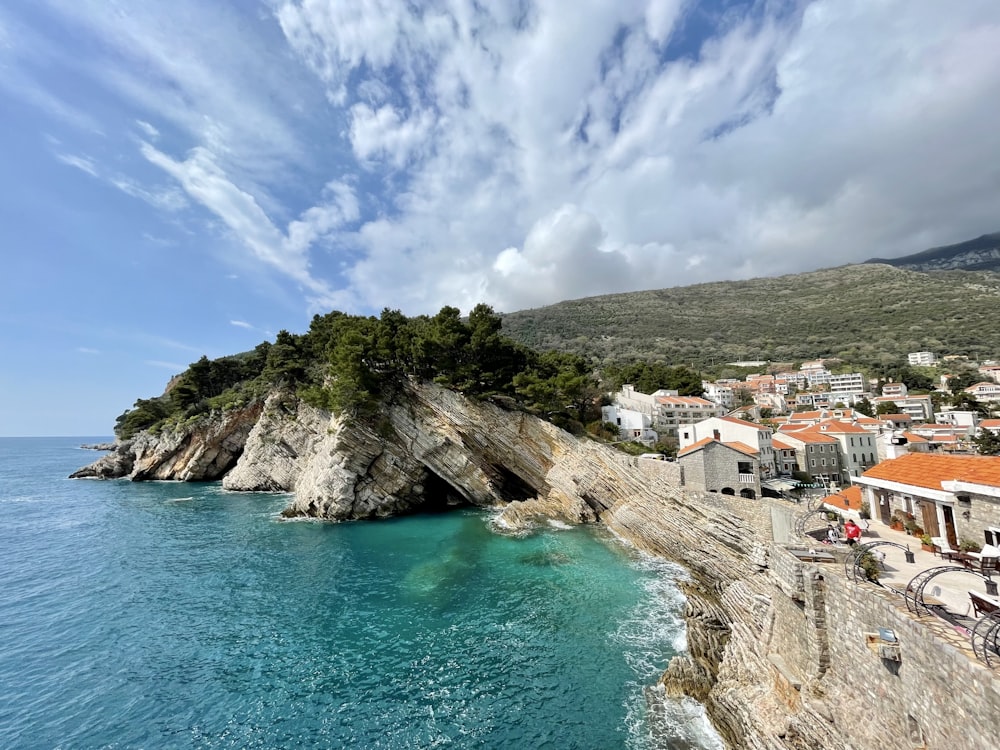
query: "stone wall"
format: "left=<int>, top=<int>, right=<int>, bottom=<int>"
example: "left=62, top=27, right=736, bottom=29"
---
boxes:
left=739, top=546, right=1000, bottom=750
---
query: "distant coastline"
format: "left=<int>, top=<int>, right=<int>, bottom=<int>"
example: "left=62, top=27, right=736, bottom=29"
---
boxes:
left=79, top=442, right=115, bottom=451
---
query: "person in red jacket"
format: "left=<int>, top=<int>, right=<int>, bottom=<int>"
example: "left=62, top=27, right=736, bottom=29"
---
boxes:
left=844, top=519, right=862, bottom=546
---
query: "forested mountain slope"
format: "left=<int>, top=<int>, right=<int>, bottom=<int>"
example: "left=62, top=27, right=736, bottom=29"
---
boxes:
left=500, top=264, right=1000, bottom=367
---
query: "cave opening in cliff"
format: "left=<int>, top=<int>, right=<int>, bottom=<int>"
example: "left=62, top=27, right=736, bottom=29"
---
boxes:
left=488, top=465, right=536, bottom=504
left=414, top=470, right=474, bottom=513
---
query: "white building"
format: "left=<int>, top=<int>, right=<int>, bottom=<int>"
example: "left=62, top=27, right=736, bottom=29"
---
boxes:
left=908, top=351, right=937, bottom=366
left=614, top=385, right=722, bottom=439
left=936, top=410, right=980, bottom=434
left=601, top=405, right=658, bottom=446
left=654, top=394, right=724, bottom=438
left=965, top=382, right=1000, bottom=403
left=828, top=372, right=867, bottom=394
left=702, top=380, right=735, bottom=409
left=801, top=367, right=832, bottom=388
left=882, top=381, right=909, bottom=399
left=873, top=394, right=934, bottom=422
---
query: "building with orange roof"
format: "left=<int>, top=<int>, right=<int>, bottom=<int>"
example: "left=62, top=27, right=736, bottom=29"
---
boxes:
left=965, top=381, right=1000, bottom=402
left=678, top=416, right=777, bottom=478
left=853, top=453, right=1000, bottom=549
left=677, top=438, right=765, bottom=498
left=771, top=437, right=799, bottom=475
left=820, top=485, right=864, bottom=513
left=806, top=420, right=878, bottom=481
left=774, top=428, right=843, bottom=486
left=981, top=419, right=1000, bottom=435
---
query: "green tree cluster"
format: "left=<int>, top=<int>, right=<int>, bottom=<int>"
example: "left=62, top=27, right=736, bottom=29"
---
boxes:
left=113, top=305, right=602, bottom=438
left=603, top=362, right=703, bottom=396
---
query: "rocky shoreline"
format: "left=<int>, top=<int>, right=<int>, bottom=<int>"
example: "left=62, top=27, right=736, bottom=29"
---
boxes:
left=72, top=383, right=994, bottom=749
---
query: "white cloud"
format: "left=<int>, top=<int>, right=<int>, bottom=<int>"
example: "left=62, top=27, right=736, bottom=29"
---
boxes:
left=19, top=0, right=1000, bottom=321
left=109, top=176, right=188, bottom=212
left=76, top=347, right=100, bottom=354
left=135, top=120, right=159, bottom=139
left=141, top=143, right=358, bottom=307
left=55, top=153, right=99, bottom=177
left=230, top=320, right=254, bottom=330
left=51, top=149, right=188, bottom=211
left=273, top=0, right=1000, bottom=314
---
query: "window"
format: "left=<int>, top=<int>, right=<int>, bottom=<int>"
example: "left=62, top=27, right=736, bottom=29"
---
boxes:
left=850, top=437, right=855, bottom=446
left=821, top=458, right=826, bottom=466
left=810, top=459, right=816, bottom=467
left=853, top=453, right=857, bottom=463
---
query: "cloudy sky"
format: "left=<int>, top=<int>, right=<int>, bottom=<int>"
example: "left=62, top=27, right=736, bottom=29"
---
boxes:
left=2, top=0, right=999, bottom=435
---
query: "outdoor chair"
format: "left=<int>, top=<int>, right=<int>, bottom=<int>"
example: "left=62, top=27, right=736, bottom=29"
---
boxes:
left=965, top=555, right=999, bottom=576
left=963, top=544, right=1000, bottom=574
left=931, top=537, right=962, bottom=562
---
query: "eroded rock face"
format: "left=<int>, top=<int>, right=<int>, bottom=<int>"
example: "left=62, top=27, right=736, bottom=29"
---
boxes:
left=68, top=380, right=877, bottom=749
left=70, top=402, right=263, bottom=481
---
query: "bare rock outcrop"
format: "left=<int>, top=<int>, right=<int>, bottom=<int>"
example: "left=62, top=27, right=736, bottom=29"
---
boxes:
left=70, top=402, right=263, bottom=481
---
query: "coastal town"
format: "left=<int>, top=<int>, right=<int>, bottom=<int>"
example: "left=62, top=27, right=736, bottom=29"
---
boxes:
left=603, top=351, right=1000, bottom=678
left=603, top=351, right=1000, bottom=502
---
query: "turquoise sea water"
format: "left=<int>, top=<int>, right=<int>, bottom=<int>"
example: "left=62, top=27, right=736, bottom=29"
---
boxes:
left=0, top=437, right=722, bottom=749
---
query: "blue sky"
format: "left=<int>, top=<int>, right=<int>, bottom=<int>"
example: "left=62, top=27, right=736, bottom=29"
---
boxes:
left=2, top=0, right=1000, bottom=436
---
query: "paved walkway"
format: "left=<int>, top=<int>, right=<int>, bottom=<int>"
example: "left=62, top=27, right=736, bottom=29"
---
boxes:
left=831, top=522, right=993, bottom=619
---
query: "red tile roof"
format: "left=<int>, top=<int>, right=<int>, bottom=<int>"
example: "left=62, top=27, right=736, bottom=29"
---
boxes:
left=677, top=438, right=759, bottom=458
left=677, top=437, right=716, bottom=457
left=724, top=441, right=760, bottom=457
left=821, top=485, right=863, bottom=511
left=860, top=453, right=1000, bottom=491
left=776, top=427, right=839, bottom=444
left=814, top=420, right=869, bottom=434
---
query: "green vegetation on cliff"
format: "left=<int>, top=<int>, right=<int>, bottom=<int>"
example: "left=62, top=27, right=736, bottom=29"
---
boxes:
left=114, top=305, right=607, bottom=440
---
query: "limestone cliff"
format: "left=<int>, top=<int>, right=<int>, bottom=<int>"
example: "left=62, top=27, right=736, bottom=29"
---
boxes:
left=71, top=380, right=985, bottom=750
left=69, top=381, right=766, bottom=745
left=70, top=402, right=263, bottom=481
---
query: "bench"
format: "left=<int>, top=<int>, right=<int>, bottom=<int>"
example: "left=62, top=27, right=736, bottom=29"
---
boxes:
left=970, top=591, right=1000, bottom=618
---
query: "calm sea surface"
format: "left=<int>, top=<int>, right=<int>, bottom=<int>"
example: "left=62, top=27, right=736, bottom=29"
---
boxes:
left=0, top=437, right=722, bottom=749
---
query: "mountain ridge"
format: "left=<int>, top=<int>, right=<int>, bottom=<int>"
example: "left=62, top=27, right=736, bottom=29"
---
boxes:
left=500, top=262, right=1000, bottom=367
left=866, top=231, right=1000, bottom=272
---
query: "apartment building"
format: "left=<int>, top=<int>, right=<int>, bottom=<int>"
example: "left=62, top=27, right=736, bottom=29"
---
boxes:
left=774, top=428, right=842, bottom=486
left=828, top=372, right=867, bottom=394
left=908, top=351, right=937, bottom=366
left=614, top=385, right=722, bottom=439
left=702, top=380, right=735, bottom=409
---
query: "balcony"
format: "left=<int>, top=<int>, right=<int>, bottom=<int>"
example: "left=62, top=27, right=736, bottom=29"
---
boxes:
left=738, top=473, right=756, bottom=484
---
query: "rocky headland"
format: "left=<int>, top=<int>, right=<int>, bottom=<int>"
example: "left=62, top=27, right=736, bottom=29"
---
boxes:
left=72, top=382, right=999, bottom=750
